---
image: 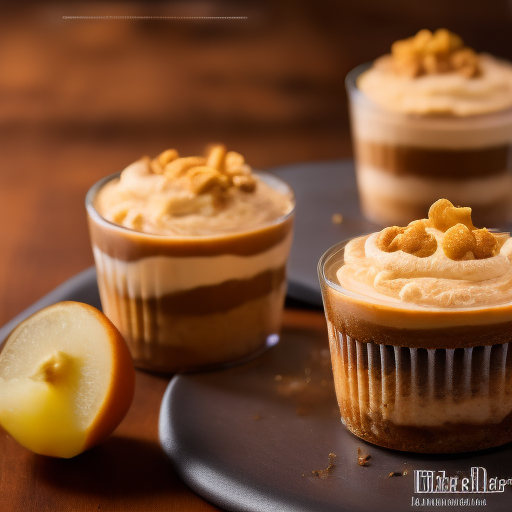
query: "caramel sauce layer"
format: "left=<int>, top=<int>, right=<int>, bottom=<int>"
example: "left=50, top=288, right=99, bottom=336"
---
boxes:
left=88, top=215, right=294, bottom=260
left=146, top=266, right=285, bottom=315
left=356, top=140, right=510, bottom=178
left=114, top=266, right=285, bottom=319
left=323, top=285, right=512, bottom=349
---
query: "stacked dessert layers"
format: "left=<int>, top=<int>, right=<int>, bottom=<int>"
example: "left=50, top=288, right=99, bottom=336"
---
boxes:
left=87, top=146, right=295, bottom=372
left=320, top=199, right=512, bottom=453
left=348, top=29, right=512, bottom=226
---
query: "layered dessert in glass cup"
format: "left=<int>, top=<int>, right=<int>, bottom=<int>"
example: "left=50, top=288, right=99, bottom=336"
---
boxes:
left=347, top=29, right=512, bottom=226
left=319, top=199, right=512, bottom=453
left=86, top=146, right=295, bottom=372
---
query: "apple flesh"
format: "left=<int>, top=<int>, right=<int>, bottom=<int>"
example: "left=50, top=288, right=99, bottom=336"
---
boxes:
left=0, top=301, right=135, bottom=458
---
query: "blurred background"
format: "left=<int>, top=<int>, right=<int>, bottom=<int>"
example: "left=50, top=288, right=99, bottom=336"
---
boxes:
left=2, top=0, right=512, bottom=322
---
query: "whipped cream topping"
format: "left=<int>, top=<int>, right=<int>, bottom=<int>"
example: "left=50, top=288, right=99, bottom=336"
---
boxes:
left=338, top=230, right=512, bottom=308
left=95, top=149, right=293, bottom=236
left=358, top=54, right=512, bottom=116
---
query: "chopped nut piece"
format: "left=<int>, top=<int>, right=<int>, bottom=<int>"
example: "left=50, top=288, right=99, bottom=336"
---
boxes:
left=357, top=447, right=371, bottom=466
left=390, top=29, right=479, bottom=78
left=206, top=144, right=226, bottom=171
left=428, top=198, right=475, bottom=232
left=389, top=471, right=405, bottom=477
left=451, top=48, right=480, bottom=78
left=188, top=166, right=230, bottom=195
left=232, top=174, right=257, bottom=192
left=442, top=223, right=476, bottom=260
left=223, top=164, right=252, bottom=178
left=332, top=213, right=343, bottom=225
left=473, top=228, right=498, bottom=259
left=376, top=221, right=437, bottom=258
left=164, top=157, right=206, bottom=180
left=150, top=159, right=164, bottom=175
left=157, top=149, right=179, bottom=167
left=225, top=151, right=245, bottom=169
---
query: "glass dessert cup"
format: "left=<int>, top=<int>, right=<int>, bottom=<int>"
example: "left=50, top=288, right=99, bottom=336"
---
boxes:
left=346, top=63, right=512, bottom=227
left=86, top=171, right=295, bottom=373
left=319, top=240, right=512, bottom=453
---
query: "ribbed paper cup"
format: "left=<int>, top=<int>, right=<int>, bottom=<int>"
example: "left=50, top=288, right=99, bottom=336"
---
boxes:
left=86, top=172, right=295, bottom=373
left=319, top=240, right=512, bottom=453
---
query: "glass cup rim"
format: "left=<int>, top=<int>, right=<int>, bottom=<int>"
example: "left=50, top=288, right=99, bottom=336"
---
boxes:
left=318, top=237, right=512, bottom=313
left=85, top=169, right=296, bottom=241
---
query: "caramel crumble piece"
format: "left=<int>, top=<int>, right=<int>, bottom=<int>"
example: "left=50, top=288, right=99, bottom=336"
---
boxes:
left=312, top=453, right=336, bottom=478
left=390, top=29, right=480, bottom=78
left=376, top=221, right=437, bottom=258
left=332, top=213, right=343, bottom=225
left=357, top=447, right=371, bottom=467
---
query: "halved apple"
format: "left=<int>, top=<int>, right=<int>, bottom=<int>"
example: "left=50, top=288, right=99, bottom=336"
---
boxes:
left=0, top=301, right=135, bottom=458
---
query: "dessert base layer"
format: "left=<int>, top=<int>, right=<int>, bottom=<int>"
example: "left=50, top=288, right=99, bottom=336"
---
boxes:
left=341, top=413, right=512, bottom=453
left=327, top=325, right=512, bottom=453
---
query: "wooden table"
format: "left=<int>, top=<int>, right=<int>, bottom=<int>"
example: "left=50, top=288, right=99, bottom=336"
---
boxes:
left=0, top=129, right=333, bottom=512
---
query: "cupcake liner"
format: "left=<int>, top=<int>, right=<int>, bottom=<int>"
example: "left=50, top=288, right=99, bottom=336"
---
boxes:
left=328, top=320, right=512, bottom=449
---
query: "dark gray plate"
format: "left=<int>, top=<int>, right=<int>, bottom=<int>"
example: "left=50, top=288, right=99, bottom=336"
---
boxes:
left=159, top=323, right=512, bottom=512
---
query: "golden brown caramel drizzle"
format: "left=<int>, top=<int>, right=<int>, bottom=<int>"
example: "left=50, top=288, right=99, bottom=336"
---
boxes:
left=389, top=29, right=480, bottom=78
left=149, top=145, right=257, bottom=195
left=377, top=199, right=507, bottom=261
left=376, top=220, right=437, bottom=258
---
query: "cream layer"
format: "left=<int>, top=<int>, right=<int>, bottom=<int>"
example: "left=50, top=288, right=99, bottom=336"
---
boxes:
left=357, top=54, right=512, bottom=116
left=356, top=164, right=512, bottom=205
left=338, top=233, right=512, bottom=309
left=350, top=95, right=512, bottom=149
left=93, top=232, right=293, bottom=298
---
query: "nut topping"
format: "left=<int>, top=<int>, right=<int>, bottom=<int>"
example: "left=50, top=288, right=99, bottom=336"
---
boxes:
left=376, top=220, right=437, bottom=258
left=163, top=156, right=206, bottom=180
left=428, top=199, right=474, bottom=232
left=188, top=166, right=230, bottom=195
left=389, top=29, right=480, bottom=78
left=377, top=199, right=506, bottom=261
left=149, top=145, right=258, bottom=196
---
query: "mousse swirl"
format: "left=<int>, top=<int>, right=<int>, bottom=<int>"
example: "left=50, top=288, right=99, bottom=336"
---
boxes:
left=95, top=145, right=293, bottom=236
left=338, top=199, right=512, bottom=308
left=357, top=29, right=512, bottom=116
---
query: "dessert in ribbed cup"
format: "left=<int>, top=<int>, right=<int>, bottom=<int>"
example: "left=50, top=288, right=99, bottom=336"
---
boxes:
left=86, top=145, right=295, bottom=373
left=319, top=199, right=512, bottom=453
left=347, top=29, right=512, bottom=227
